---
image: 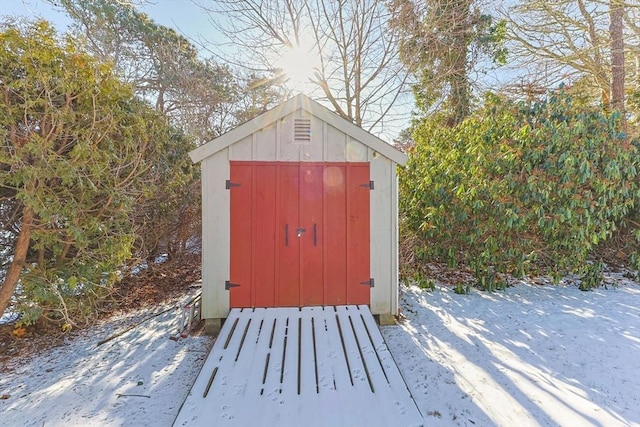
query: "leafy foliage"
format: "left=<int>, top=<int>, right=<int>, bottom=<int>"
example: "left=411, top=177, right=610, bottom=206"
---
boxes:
left=389, top=0, right=506, bottom=126
left=53, top=0, right=284, bottom=261
left=55, top=0, right=283, bottom=144
left=453, top=283, right=471, bottom=295
left=0, top=20, right=194, bottom=326
left=401, top=91, right=639, bottom=288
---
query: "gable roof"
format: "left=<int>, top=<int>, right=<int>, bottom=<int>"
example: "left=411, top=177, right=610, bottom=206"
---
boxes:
left=189, top=94, right=408, bottom=165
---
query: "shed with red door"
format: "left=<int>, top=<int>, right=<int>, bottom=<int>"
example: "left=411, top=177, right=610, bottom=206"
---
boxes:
left=189, top=94, right=407, bottom=330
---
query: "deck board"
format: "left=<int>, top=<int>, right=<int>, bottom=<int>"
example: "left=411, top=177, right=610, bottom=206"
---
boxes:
left=173, top=305, right=424, bottom=427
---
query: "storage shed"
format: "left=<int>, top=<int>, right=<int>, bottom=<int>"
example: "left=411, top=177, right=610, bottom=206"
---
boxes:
left=189, top=94, right=407, bottom=331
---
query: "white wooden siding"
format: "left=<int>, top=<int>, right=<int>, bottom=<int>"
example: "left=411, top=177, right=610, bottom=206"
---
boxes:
left=254, top=123, right=277, bottom=161
left=190, top=95, right=407, bottom=165
left=197, top=99, right=403, bottom=320
left=370, top=156, right=396, bottom=316
left=302, top=114, right=325, bottom=160
left=224, top=111, right=369, bottom=163
left=228, top=134, right=252, bottom=161
left=201, top=150, right=230, bottom=319
left=391, top=166, right=400, bottom=316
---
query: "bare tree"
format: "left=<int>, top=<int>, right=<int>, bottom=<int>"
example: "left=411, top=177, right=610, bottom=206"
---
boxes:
left=610, top=0, right=625, bottom=115
left=195, top=0, right=413, bottom=138
left=505, top=0, right=639, bottom=110
left=388, top=0, right=506, bottom=126
left=53, top=0, right=280, bottom=143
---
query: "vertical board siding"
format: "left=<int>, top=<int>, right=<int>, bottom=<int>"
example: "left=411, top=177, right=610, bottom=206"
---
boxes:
left=204, top=105, right=401, bottom=319
left=201, top=151, right=230, bottom=319
left=390, top=169, right=400, bottom=316
left=229, top=162, right=370, bottom=308
left=346, top=165, right=371, bottom=305
left=229, top=134, right=253, bottom=160
left=254, top=165, right=277, bottom=306
left=242, top=112, right=371, bottom=164
left=346, top=136, right=369, bottom=162
left=229, top=163, right=253, bottom=308
left=325, top=124, right=349, bottom=162
left=324, top=165, right=348, bottom=305
left=254, top=123, right=277, bottom=161
left=301, top=114, right=324, bottom=161
left=370, top=157, right=394, bottom=315
left=277, top=164, right=301, bottom=306
left=300, top=164, right=325, bottom=306
left=278, top=115, right=300, bottom=161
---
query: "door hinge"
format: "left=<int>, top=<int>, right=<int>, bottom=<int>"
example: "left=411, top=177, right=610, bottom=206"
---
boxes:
left=226, top=180, right=241, bottom=189
left=360, top=180, right=374, bottom=189
left=360, top=278, right=375, bottom=287
left=225, top=280, right=240, bottom=290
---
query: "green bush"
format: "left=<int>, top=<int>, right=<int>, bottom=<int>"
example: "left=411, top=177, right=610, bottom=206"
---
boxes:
left=401, top=91, right=640, bottom=287
left=0, top=21, right=194, bottom=327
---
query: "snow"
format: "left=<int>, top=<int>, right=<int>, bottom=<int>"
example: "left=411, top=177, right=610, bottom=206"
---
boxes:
left=0, top=294, right=213, bottom=427
left=1, top=275, right=639, bottom=427
left=382, top=275, right=640, bottom=427
left=0, top=310, right=19, bottom=325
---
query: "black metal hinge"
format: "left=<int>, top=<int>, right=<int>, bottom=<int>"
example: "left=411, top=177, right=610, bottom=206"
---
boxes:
left=225, top=280, right=240, bottom=290
left=360, top=278, right=375, bottom=287
left=226, top=180, right=241, bottom=189
left=359, top=180, right=374, bottom=190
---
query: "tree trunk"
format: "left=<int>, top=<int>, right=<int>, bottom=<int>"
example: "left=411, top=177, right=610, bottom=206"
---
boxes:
left=610, top=0, right=625, bottom=116
left=0, top=206, right=34, bottom=318
left=446, top=0, right=473, bottom=127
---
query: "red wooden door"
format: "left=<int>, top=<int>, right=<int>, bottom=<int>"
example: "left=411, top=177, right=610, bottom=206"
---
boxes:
left=347, top=164, right=371, bottom=305
left=277, top=164, right=301, bottom=306
left=300, top=164, right=325, bottom=306
left=229, top=162, right=370, bottom=308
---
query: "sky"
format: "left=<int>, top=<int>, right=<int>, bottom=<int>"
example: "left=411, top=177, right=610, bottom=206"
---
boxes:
left=1, top=0, right=219, bottom=46
left=0, top=0, right=518, bottom=140
left=1, top=0, right=416, bottom=140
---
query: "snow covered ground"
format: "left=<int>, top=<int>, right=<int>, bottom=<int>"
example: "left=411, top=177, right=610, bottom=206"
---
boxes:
left=0, top=293, right=214, bottom=427
left=1, top=275, right=639, bottom=427
left=383, top=275, right=640, bottom=427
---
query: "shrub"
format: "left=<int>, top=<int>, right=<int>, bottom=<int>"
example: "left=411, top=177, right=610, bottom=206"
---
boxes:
left=0, top=21, right=194, bottom=326
left=401, top=91, right=640, bottom=286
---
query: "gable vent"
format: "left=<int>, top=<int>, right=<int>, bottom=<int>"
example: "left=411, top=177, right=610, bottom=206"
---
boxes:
left=293, top=118, right=312, bottom=144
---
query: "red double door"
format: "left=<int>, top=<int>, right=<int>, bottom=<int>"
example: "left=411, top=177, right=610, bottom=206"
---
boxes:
left=229, top=161, right=371, bottom=308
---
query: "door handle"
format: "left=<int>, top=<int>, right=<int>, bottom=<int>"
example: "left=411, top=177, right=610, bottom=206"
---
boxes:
left=296, top=227, right=306, bottom=237
left=285, top=224, right=289, bottom=246
left=313, top=224, right=317, bottom=246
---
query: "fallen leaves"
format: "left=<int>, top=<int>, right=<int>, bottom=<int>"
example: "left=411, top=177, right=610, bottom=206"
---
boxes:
left=0, top=253, right=202, bottom=369
left=12, top=327, right=27, bottom=338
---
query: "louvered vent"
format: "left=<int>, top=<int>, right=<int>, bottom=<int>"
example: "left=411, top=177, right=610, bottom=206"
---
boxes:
left=293, top=118, right=312, bottom=144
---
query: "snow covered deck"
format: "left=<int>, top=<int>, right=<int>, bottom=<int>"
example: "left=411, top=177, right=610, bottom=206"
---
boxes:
left=173, top=305, right=424, bottom=427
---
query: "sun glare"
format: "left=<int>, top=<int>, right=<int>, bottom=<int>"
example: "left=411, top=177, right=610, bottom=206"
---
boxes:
left=276, top=42, right=320, bottom=91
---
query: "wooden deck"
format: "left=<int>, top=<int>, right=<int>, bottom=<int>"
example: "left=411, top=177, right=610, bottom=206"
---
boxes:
left=173, top=305, right=424, bottom=427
